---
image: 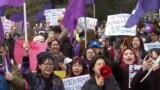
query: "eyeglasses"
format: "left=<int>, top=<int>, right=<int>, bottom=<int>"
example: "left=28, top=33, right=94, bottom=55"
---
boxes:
left=42, top=63, right=54, bottom=67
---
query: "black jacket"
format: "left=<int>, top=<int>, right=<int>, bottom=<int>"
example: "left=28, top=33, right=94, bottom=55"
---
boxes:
left=81, top=74, right=120, bottom=90
left=131, top=68, right=160, bottom=90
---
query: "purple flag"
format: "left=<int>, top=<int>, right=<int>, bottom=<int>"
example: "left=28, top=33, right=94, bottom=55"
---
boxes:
left=0, top=7, right=5, bottom=16
left=0, top=7, right=5, bottom=41
left=10, top=13, right=23, bottom=22
left=0, top=0, right=25, bottom=7
left=85, top=0, right=94, bottom=4
left=35, top=2, right=53, bottom=21
left=62, top=0, right=86, bottom=41
left=125, top=0, right=160, bottom=28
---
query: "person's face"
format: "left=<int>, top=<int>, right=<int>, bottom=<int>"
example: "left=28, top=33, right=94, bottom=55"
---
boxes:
left=140, top=27, right=146, bottom=32
left=72, top=62, right=83, bottom=76
left=151, top=51, right=158, bottom=60
left=5, top=32, right=11, bottom=40
left=150, top=33, right=159, bottom=42
left=50, top=40, right=60, bottom=53
left=122, top=49, right=135, bottom=65
left=53, top=32, right=60, bottom=39
left=86, top=49, right=95, bottom=61
left=93, top=59, right=105, bottom=75
left=11, top=27, right=17, bottom=33
left=132, top=37, right=140, bottom=49
left=39, top=59, right=54, bottom=78
left=100, top=41, right=106, bottom=48
left=0, top=46, right=7, bottom=59
left=39, top=33, right=45, bottom=37
left=93, top=47, right=101, bottom=55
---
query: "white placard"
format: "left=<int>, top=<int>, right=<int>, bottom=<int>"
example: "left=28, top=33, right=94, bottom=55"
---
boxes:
left=44, top=8, right=65, bottom=26
left=63, top=74, right=90, bottom=90
left=129, top=65, right=141, bottom=88
left=105, top=14, right=136, bottom=36
left=1, top=16, right=22, bottom=33
left=144, top=42, right=160, bottom=51
left=77, top=17, right=97, bottom=30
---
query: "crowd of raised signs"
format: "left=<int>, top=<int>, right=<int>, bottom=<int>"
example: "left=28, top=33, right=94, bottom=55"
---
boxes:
left=1, top=19, right=160, bottom=90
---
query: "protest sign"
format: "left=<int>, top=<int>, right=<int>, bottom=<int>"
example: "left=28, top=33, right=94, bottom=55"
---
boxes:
left=1, top=16, right=22, bottom=33
left=54, top=71, right=66, bottom=79
left=32, top=71, right=66, bottom=79
left=105, top=14, right=136, bottom=36
left=129, top=65, right=141, bottom=88
left=144, top=42, right=160, bottom=51
left=14, top=39, right=47, bottom=70
left=44, top=8, right=65, bottom=26
left=77, top=17, right=97, bottom=30
left=63, top=74, right=90, bottom=90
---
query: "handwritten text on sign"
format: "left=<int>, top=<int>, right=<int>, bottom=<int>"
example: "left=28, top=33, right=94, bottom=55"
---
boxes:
left=63, top=74, right=90, bottom=90
left=44, top=8, right=65, bottom=26
left=105, top=14, right=136, bottom=36
left=1, top=16, right=22, bottom=33
left=77, top=17, right=97, bottom=30
left=144, top=43, right=160, bottom=51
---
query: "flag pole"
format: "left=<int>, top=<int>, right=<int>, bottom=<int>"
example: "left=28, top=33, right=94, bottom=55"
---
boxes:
left=93, top=2, right=96, bottom=18
left=92, top=1, right=96, bottom=34
left=85, top=17, right=87, bottom=48
left=5, top=57, right=8, bottom=72
left=23, top=2, right=28, bottom=42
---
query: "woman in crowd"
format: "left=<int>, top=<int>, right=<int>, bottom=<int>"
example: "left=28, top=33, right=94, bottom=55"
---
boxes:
left=116, top=48, right=138, bottom=90
left=4, top=32, right=15, bottom=59
left=131, top=48, right=160, bottom=90
left=21, top=45, right=64, bottom=90
left=130, top=36, right=146, bottom=64
left=47, top=39, right=67, bottom=71
left=82, top=55, right=120, bottom=90
left=67, top=57, right=88, bottom=77
left=82, top=47, right=96, bottom=68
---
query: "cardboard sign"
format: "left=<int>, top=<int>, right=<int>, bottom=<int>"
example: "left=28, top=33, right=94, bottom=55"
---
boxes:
left=129, top=65, right=141, bottom=88
left=44, top=8, right=65, bottom=26
left=105, top=14, right=136, bottom=36
left=63, top=74, right=90, bottom=90
left=32, top=71, right=66, bottom=79
left=14, top=39, right=47, bottom=70
left=144, top=42, right=160, bottom=51
left=77, top=17, right=97, bottom=30
left=54, top=71, right=66, bottom=79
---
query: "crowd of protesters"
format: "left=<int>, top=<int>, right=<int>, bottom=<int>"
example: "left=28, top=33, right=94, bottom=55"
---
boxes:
left=0, top=18, right=160, bottom=90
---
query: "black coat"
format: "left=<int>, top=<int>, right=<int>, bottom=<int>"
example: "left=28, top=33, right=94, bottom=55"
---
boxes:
left=81, top=74, right=120, bottom=90
left=131, top=68, right=160, bottom=90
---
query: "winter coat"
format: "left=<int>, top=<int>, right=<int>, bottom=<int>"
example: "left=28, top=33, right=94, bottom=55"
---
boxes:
left=81, top=74, right=120, bottom=90
left=21, top=56, right=65, bottom=90
left=131, top=68, right=160, bottom=90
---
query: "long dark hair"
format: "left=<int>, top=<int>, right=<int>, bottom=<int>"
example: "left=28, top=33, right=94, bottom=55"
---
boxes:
left=36, top=52, right=62, bottom=88
left=130, top=36, right=144, bottom=50
left=68, top=57, right=88, bottom=77
left=82, top=47, right=96, bottom=60
left=48, top=39, right=60, bottom=48
left=89, top=55, right=111, bottom=77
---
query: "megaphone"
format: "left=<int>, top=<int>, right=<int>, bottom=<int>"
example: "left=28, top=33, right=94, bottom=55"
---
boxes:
left=100, top=65, right=112, bottom=79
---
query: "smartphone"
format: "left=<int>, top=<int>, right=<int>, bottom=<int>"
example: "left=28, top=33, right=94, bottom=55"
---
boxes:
left=146, top=54, right=152, bottom=61
left=0, top=55, right=3, bottom=67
